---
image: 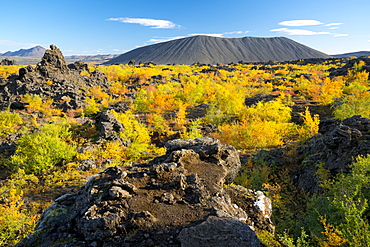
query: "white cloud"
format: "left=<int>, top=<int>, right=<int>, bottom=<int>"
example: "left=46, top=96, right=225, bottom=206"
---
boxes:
left=333, top=34, right=349, bottom=37
left=224, top=31, right=250, bottom=35
left=0, top=40, right=39, bottom=47
left=146, top=31, right=250, bottom=46
left=147, top=31, right=251, bottom=45
left=106, top=17, right=179, bottom=29
left=189, top=33, right=224, bottom=37
left=329, top=27, right=339, bottom=30
left=325, top=23, right=343, bottom=26
left=271, top=28, right=330, bottom=35
left=279, top=20, right=323, bottom=26
left=148, top=36, right=186, bottom=43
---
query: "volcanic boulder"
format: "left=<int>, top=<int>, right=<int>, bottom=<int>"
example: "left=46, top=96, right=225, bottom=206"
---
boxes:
left=296, top=115, right=370, bottom=193
left=95, top=110, right=131, bottom=145
left=0, top=45, right=109, bottom=111
left=0, top=58, right=17, bottom=65
left=16, top=137, right=272, bottom=247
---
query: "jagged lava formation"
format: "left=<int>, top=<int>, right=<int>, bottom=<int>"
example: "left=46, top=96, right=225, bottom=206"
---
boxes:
left=17, top=137, right=272, bottom=247
left=0, top=45, right=109, bottom=111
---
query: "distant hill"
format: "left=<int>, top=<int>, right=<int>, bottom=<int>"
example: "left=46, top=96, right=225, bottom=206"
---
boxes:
left=333, top=51, right=370, bottom=58
left=104, top=36, right=332, bottom=65
left=0, top=45, right=46, bottom=57
left=0, top=46, right=118, bottom=64
left=65, top=54, right=119, bottom=63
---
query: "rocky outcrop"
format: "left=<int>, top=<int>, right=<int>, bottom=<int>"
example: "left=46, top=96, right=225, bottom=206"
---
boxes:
left=328, top=57, right=370, bottom=76
left=16, top=137, right=272, bottom=247
left=248, top=115, right=370, bottom=194
left=297, top=115, right=370, bottom=193
left=95, top=110, right=130, bottom=145
left=0, top=45, right=109, bottom=111
left=0, top=58, right=17, bottom=65
left=244, top=94, right=280, bottom=107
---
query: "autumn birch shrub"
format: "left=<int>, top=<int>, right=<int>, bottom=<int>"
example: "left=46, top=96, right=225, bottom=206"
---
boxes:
left=332, top=69, right=370, bottom=119
left=333, top=91, right=370, bottom=119
left=176, top=76, right=208, bottom=107
left=0, top=165, right=86, bottom=246
left=305, top=76, right=344, bottom=105
left=0, top=65, right=25, bottom=79
left=0, top=110, right=23, bottom=137
left=22, top=93, right=62, bottom=116
left=111, top=110, right=165, bottom=161
left=306, top=155, right=370, bottom=246
left=9, top=122, right=77, bottom=173
left=212, top=98, right=296, bottom=150
left=297, top=107, right=320, bottom=142
left=0, top=169, right=39, bottom=246
left=83, top=86, right=115, bottom=116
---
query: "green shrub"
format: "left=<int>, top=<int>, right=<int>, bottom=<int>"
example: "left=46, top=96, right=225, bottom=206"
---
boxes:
left=10, top=123, right=76, bottom=173
left=111, top=110, right=165, bottom=161
left=181, top=119, right=203, bottom=139
left=307, top=155, right=370, bottom=246
left=0, top=110, right=23, bottom=137
left=333, top=92, right=370, bottom=120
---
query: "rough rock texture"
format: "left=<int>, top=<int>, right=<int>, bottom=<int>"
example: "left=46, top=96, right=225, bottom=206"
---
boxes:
left=248, top=115, right=370, bottom=194
left=244, top=94, right=280, bottom=107
left=186, top=103, right=211, bottom=119
left=0, top=58, right=17, bottom=65
left=297, top=115, right=370, bottom=193
left=95, top=110, right=130, bottom=145
left=0, top=45, right=109, bottom=111
left=16, top=137, right=272, bottom=247
left=328, top=57, right=370, bottom=76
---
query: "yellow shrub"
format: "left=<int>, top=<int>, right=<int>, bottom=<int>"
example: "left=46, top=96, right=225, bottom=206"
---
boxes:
left=241, top=98, right=292, bottom=123
left=146, top=113, right=173, bottom=136
left=297, top=107, right=320, bottom=141
left=42, top=163, right=86, bottom=187
left=307, top=77, right=344, bottom=105
left=22, top=94, right=62, bottom=116
left=257, top=230, right=282, bottom=247
left=317, top=217, right=348, bottom=247
left=214, top=120, right=294, bottom=150
left=112, top=110, right=165, bottom=161
left=0, top=169, right=39, bottom=246
left=83, top=96, right=101, bottom=116
left=0, top=110, right=23, bottom=137
left=77, top=140, right=126, bottom=167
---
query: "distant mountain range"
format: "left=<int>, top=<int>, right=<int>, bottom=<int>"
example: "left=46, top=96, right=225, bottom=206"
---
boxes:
left=0, top=46, right=118, bottom=64
left=333, top=51, right=370, bottom=58
left=66, top=54, right=118, bottom=63
left=104, top=36, right=333, bottom=65
left=0, top=45, right=46, bottom=57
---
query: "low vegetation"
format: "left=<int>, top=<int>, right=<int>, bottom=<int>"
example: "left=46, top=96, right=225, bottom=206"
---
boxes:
left=0, top=56, right=369, bottom=246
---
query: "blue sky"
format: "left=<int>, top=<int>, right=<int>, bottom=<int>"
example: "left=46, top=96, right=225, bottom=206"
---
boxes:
left=1, top=0, right=369, bottom=56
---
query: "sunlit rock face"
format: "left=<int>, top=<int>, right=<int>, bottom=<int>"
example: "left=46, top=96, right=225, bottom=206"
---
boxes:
left=16, top=137, right=273, bottom=247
